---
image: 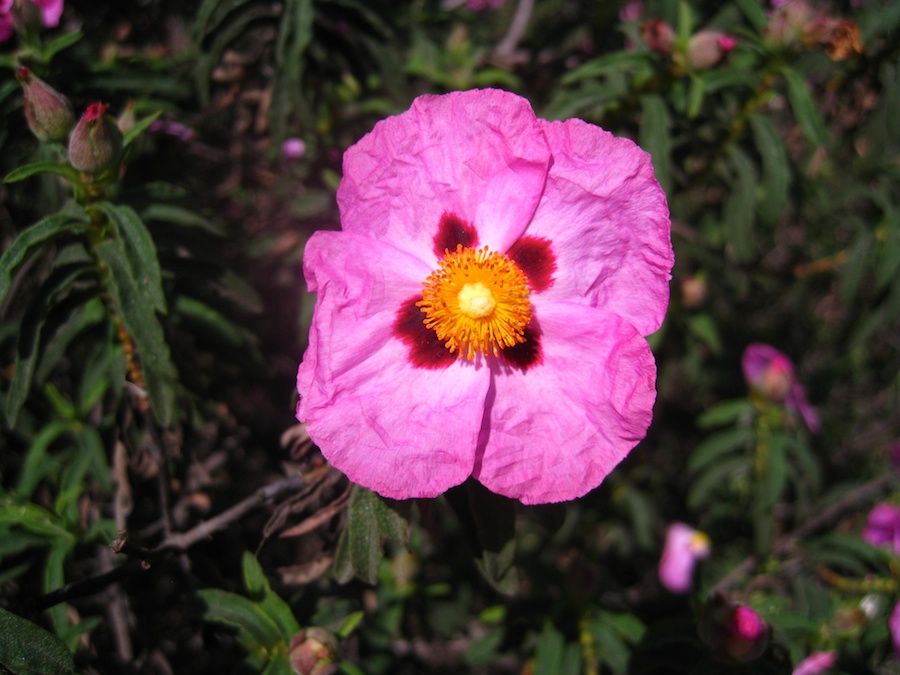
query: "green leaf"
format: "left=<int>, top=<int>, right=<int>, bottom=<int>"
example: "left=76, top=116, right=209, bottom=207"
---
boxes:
left=94, top=202, right=166, bottom=313
left=0, top=608, right=75, bottom=675
left=40, top=30, right=83, bottom=60
left=533, top=622, right=582, bottom=675
left=333, top=486, right=408, bottom=584
left=560, top=51, right=653, bottom=86
left=242, top=551, right=300, bottom=642
left=749, top=113, right=791, bottom=226
left=686, top=74, right=705, bottom=119
left=5, top=263, right=94, bottom=427
left=35, top=296, right=106, bottom=383
left=688, top=427, right=754, bottom=473
left=687, top=456, right=750, bottom=510
left=686, top=313, right=723, bottom=355
left=196, top=588, right=285, bottom=650
left=141, top=203, right=227, bottom=236
left=733, top=0, right=768, bottom=33
left=639, top=95, right=672, bottom=194
left=122, top=111, right=162, bottom=149
left=697, top=399, right=754, bottom=429
left=94, top=236, right=178, bottom=426
left=781, top=67, right=829, bottom=147
left=270, top=0, right=315, bottom=140
left=722, top=146, right=758, bottom=262
left=0, top=212, right=88, bottom=308
left=15, top=420, right=75, bottom=498
left=4, top=161, right=80, bottom=185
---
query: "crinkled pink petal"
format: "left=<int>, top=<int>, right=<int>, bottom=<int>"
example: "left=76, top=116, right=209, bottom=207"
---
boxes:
left=523, top=119, right=672, bottom=336
left=337, top=89, right=551, bottom=265
left=862, top=502, right=900, bottom=552
left=30, top=0, right=64, bottom=26
left=297, top=230, right=489, bottom=499
left=473, top=300, right=656, bottom=503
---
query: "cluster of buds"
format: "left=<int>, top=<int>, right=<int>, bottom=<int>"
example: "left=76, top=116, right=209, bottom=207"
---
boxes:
left=16, top=68, right=123, bottom=178
left=288, top=628, right=340, bottom=675
left=640, top=19, right=737, bottom=70
left=765, top=0, right=862, bottom=61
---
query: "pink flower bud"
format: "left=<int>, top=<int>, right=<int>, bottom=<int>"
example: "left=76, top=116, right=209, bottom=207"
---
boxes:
left=861, top=502, right=900, bottom=553
left=289, top=627, right=340, bottom=675
left=742, top=343, right=820, bottom=432
left=16, top=67, right=74, bottom=143
left=792, top=650, right=837, bottom=675
left=699, top=595, right=771, bottom=663
left=686, top=30, right=737, bottom=69
left=641, top=19, right=675, bottom=54
left=282, top=137, right=306, bottom=161
left=659, top=522, right=711, bottom=593
left=67, top=102, right=123, bottom=175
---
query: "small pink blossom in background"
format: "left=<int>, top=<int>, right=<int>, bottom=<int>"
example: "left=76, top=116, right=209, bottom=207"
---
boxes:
left=659, top=523, right=710, bottom=593
left=618, top=0, right=643, bottom=22
left=742, top=343, right=820, bottom=433
left=282, top=137, right=306, bottom=161
left=862, top=502, right=900, bottom=553
left=297, top=89, right=673, bottom=504
left=892, top=600, right=900, bottom=655
left=792, top=650, right=837, bottom=675
left=686, top=30, right=737, bottom=69
left=149, top=119, right=194, bottom=142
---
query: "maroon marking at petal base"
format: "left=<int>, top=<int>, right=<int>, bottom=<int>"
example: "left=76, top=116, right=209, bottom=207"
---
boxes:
left=500, top=323, right=542, bottom=371
left=393, top=296, right=457, bottom=369
left=507, top=236, right=556, bottom=292
left=433, top=212, right=478, bottom=257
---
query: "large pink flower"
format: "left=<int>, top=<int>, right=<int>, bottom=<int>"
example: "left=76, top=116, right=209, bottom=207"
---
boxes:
left=297, top=89, right=672, bottom=504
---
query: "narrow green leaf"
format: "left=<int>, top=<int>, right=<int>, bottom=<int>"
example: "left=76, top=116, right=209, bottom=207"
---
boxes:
left=697, top=399, right=754, bottom=429
left=0, top=212, right=88, bottom=307
left=686, top=313, right=723, bottom=355
left=560, top=51, right=652, bottom=86
left=4, top=161, right=80, bottom=184
left=242, top=552, right=300, bottom=642
left=686, top=74, right=705, bottom=119
left=333, top=486, right=408, bottom=584
left=591, top=619, right=630, bottom=675
left=94, top=202, right=166, bottom=313
left=756, top=433, right=789, bottom=511
left=749, top=113, right=791, bottom=226
left=5, top=263, right=93, bottom=427
left=533, top=622, right=582, bottom=675
left=40, top=30, right=83, bottom=59
left=722, top=146, right=758, bottom=262
left=15, top=420, right=75, bottom=498
left=781, top=67, right=829, bottom=147
left=70, top=425, right=112, bottom=493
left=733, top=0, right=768, bottom=33
left=639, top=95, right=672, bottom=193
left=196, top=589, right=285, bottom=649
left=0, top=501, right=73, bottom=544
left=141, top=203, right=227, bottom=236
left=122, top=111, right=162, bottom=149
left=688, top=427, right=755, bottom=473
left=0, top=608, right=75, bottom=675
left=94, top=237, right=178, bottom=426
left=687, top=456, right=750, bottom=510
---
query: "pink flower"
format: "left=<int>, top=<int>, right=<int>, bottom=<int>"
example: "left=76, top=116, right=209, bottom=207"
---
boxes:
left=282, top=137, right=306, bottom=161
left=862, top=502, right=900, bottom=553
left=0, top=0, right=63, bottom=41
left=659, top=523, right=710, bottom=593
left=742, top=343, right=820, bottom=433
left=297, top=89, right=672, bottom=504
left=792, top=651, right=837, bottom=675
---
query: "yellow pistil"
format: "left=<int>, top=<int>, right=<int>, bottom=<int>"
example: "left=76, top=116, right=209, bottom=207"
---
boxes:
left=418, top=244, right=532, bottom=360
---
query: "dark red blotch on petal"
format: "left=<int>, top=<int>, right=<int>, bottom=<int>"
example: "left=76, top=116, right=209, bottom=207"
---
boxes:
left=499, top=323, right=542, bottom=371
left=433, top=212, right=478, bottom=257
left=393, top=297, right=457, bottom=369
left=507, top=236, right=556, bottom=292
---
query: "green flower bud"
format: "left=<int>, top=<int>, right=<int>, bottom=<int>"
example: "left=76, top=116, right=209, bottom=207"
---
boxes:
left=67, top=102, right=124, bottom=175
left=16, top=67, right=75, bottom=143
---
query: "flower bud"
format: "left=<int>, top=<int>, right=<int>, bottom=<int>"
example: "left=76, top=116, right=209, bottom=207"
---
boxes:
left=686, top=31, right=737, bottom=69
left=288, top=627, right=340, bottom=675
left=641, top=19, right=675, bottom=54
left=16, top=67, right=74, bottom=143
left=699, top=595, right=771, bottom=663
left=67, top=102, right=124, bottom=174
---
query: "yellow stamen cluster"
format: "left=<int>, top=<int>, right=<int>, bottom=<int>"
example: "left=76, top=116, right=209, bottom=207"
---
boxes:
left=418, top=245, right=532, bottom=360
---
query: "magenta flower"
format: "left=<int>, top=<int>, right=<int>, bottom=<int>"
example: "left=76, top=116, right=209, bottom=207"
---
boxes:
left=282, top=137, right=306, bottom=161
left=699, top=596, right=770, bottom=663
left=792, top=651, right=837, bottom=675
left=297, top=89, right=672, bottom=504
left=0, top=0, right=63, bottom=41
left=862, top=502, right=900, bottom=553
left=658, top=523, right=710, bottom=593
left=742, top=343, right=820, bottom=433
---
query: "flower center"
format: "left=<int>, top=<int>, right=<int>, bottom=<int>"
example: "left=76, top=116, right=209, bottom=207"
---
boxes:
left=418, top=244, right=532, bottom=360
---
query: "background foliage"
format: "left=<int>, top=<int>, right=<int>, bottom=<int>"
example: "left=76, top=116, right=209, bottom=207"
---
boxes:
left=1, top=0, right=898, bottom=673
